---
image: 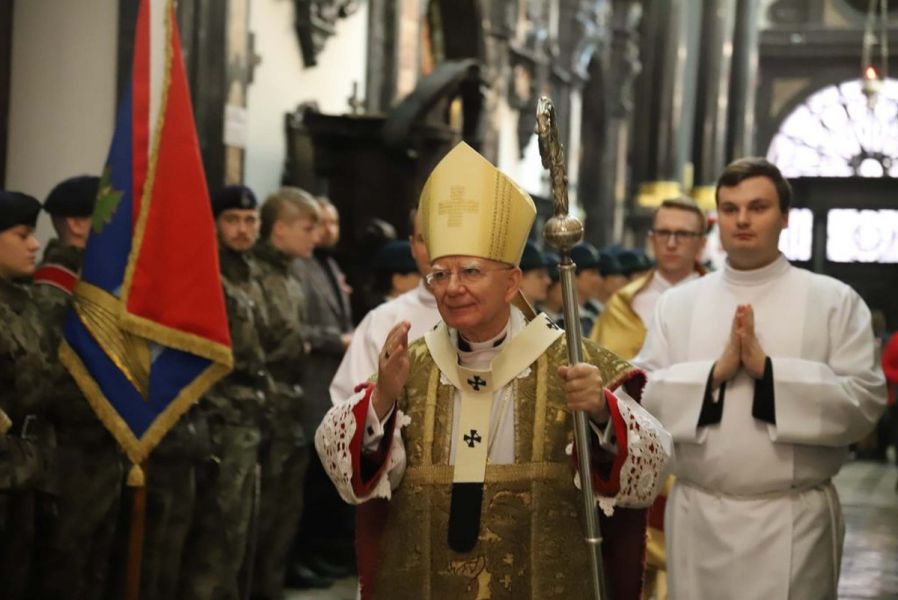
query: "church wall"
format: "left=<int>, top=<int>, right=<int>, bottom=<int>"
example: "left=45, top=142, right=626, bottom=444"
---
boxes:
left=244, top=0, right=369, bottom=203
left=5, top=0, right=119, bottom=252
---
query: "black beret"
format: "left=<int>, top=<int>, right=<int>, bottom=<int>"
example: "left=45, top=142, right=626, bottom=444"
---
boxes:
left=598, top=249, right=625, bottom=277
left=544, top=252, right=561, bottom=282
left=374, top=240, right=417, bottom=274
left=633, top=248, right=654, bottom=271
left=44, top=175, right=100, bottom=217
left=211, top=185, right=258, bottom=217
left=571, top=243, right=599, bottom=273
left=610, top=248, right=640, bottom=276
left=0, top=191, right=41, bottom=232
left=520, top=241, right=548, bottom=272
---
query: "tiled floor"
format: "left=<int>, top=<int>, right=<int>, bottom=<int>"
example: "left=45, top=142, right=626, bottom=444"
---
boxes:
left=285, top=458, right=898, bottom=600
left=836, top=458, right=898, bottom=600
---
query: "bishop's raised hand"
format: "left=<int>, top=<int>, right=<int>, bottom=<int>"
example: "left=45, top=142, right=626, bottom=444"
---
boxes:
left=372, top=321, right=411, bottom=420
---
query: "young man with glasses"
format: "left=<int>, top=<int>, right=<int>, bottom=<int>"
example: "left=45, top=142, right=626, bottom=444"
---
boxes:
left=639, top=158, right=886, bottom=599
left=590, top=196, right=706, bottom=359
left=315, top=142, right=672, bottom=600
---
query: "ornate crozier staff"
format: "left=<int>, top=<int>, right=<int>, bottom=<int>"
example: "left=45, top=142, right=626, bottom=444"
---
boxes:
left=536, top=96, right=607, bottom=600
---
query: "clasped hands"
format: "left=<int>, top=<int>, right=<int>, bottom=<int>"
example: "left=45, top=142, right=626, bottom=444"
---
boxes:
left=712, top=304, right=767, bottom=389
left=371, top=321, right=609, bottom=424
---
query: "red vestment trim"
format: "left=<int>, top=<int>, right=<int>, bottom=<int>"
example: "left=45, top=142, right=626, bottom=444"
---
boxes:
left=349, top=383, right=398, bottom=498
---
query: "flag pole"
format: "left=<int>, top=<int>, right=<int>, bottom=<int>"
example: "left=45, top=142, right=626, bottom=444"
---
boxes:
left=125, top=463, right=148, bottom=600
left=536, top=96, right=607, bottom=600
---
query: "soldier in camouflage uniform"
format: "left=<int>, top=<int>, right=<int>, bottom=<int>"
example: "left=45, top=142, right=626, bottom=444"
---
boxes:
left=28, top=176, right=125, bottom=600
left=247, top=188, right=320, bottom=599
left=0, top=191, right=58, bottom=599
left=102, top=405, right=210, bottom=600
left=179, top=185, right=269, bottom=600
left=139, top=407, right=210, bottom=600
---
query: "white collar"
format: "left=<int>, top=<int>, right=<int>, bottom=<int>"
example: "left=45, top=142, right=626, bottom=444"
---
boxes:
left=723, top=253, right=790, bottom=287
left=653, top=269, right=700, bottom=291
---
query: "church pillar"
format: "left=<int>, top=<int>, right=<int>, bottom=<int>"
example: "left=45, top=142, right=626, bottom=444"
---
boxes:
left=631, top=0, right=702, bottom=213
left=726, top=0, right=760, bottom=162
left=579, top=0, right=641, bottom=248
left=691, top=0, right=737, bottom=211
left=365, top=0, right=401, bottom=114
left=557, top=0, right=606, bottom=218
left=601, top=0, right=641, bottom=246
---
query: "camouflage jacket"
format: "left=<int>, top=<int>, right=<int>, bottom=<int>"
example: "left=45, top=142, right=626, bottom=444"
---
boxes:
left=0, top=278, right=57, bottom=491
left=31, top=240, right=114, bottom=445
left=202, top=246, right=270, bottom=427
left=251, top=242, right=308, bottom=429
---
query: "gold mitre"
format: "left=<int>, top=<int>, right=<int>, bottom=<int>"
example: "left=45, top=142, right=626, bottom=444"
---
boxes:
left=419, top=142, right=536, bottom=266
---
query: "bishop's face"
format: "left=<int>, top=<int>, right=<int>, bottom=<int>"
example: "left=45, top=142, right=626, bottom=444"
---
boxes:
left=717, top=176, right=788, bottom=270
left=429, top=256, right=521, bottom=342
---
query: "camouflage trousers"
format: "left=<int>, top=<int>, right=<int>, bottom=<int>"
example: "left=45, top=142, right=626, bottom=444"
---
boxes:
left=142, top=456, right=198, bottom=600
left=104, top=455, right=198, bottom=600
left=31, top=439, right=123, bottom=600
left=0, top=491, right=35, bottom=600
left=0, top=432, right=54, bottom=600
left=179, top=423, right=260, bottom=600
left=251, top=431, right=310, bottom=598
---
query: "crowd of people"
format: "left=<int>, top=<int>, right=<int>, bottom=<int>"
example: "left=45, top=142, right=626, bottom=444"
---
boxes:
left=0, top=182, right=361, bottom=600
left=0, top=144, right=892, bottom=600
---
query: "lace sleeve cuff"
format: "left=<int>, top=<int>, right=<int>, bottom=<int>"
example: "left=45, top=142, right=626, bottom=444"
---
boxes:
left=315, top=383, right=408, bottom=504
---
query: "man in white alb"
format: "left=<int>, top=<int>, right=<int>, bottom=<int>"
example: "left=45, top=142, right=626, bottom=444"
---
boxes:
left=329, top=210, right=442, bottom=406
left=639, top=157, right=887, bottom=599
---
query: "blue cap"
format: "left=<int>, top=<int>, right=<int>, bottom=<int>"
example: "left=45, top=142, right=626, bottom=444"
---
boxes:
left=596, top=250, right=622, bottom=276
left=374, top=240, right=417, bottom=274
left=571, top=243, right=599, bottom=273
left=520, top=241, right=548, bottom=272
left=610, top=248, right=641, bottom=277
left=633, top=248, right=654, bottom=272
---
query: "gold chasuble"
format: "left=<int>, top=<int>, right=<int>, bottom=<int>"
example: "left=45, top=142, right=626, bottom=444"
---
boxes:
left=355, top=316, right=645, bottom=599
left=316, top=142, right=670, bottom=600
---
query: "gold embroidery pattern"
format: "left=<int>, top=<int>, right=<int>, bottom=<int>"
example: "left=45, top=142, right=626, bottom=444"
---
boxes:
left=376, top=335, right=642, bottom=599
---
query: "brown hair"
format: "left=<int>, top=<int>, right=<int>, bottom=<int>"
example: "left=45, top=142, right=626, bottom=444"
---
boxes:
left=653, top=195, right=708, bottom=234
left=260, top=187, right=320, bottom=240
left=716, top=157, right=792, bottom=212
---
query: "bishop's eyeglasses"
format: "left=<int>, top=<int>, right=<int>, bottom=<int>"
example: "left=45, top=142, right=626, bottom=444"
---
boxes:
left=651, top=229, right=703, bottom=243
left=425, top=266, right=513, bottom=288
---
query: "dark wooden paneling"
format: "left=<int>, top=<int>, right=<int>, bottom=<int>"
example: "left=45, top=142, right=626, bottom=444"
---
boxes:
left=0, top=0, right=14, bottom=188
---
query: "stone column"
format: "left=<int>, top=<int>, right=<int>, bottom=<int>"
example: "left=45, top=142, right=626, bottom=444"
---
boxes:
left=726, top=0, right=760, bottom=162
left=691, top=0, right=737, bottom=211
left=602, top=0, right=641, bottom=245
left=631, top=0, right=702, bottom=210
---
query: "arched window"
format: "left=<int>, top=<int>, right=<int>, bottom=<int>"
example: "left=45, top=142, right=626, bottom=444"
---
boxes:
left=767, top=78, right=898, bottom=178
